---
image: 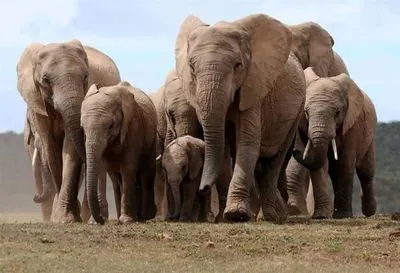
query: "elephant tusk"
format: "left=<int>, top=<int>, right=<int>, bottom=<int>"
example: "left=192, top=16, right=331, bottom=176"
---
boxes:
left=156, top=154, right=162, bottom=161
left=303, top=140, right=311, bottom=160
left=331, top=138, right=338, bottom=160
left=32, top=147, right=38, bottom=167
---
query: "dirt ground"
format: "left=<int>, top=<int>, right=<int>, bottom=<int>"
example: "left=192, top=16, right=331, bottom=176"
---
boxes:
left=0, top=213, right=399, bottom=273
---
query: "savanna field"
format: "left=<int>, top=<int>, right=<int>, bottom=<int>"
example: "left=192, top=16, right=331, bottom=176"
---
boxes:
left=0, top=214, right=399, bottom=273
left=1, top=2, right=400, bottom=273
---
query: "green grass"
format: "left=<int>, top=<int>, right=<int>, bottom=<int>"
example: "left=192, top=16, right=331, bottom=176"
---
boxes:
left=0, top=214, right=399, bottom=273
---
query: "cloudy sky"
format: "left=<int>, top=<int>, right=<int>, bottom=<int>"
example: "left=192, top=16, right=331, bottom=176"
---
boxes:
left=0, top=0, right=398, bottom=133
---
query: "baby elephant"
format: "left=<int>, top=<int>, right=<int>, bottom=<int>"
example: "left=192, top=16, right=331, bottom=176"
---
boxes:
left=81, top=81, right=157, bottom=224
left=161, top=135, right=217, bottom=222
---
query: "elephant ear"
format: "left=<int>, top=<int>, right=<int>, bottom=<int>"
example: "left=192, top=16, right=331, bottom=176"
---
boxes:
left=17, top=43, right=48, bottom=116
left=186, top=138, right=205, bottom=180
left=118, top=87, right=136, bottom=145
left=308, top=23, right=335, bottom=77
left=234, top=14, right=292, bottom=111
left=175, top=15, right=208, bottom=106
left=304, top=67, right=320, bottom=87
left=85, top=84, right=99, bottom=98
left=334, top=74, right=364, bottom=135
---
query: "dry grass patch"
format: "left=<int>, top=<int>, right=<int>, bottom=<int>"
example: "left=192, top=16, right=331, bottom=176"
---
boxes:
left=0, top=214, right=399, bottom=273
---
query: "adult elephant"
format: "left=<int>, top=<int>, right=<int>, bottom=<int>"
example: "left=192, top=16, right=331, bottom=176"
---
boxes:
left=175, top=14, right=306, bottom=222
left=149, top=86, right=168, bottom=219
left=17, top=40, right=121, bottom=223
left=293, top=68, right=377, bottom=219
left=284, top=21, right=350, bottom=217
left=160, top=69, right=231, bottom=222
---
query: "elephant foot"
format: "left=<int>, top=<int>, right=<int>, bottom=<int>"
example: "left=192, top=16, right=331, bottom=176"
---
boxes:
left=288, top=203, right=306, bottom=216
left=214, top=211, right=225, bottom=223
left=361, top=195, right=377, bottom=217
left=141, top=204, right=157, bottom=221
left=223, top=200, right=252, bottom=222
left=262, top=206, right=281, bottom=223
left=119, top=214, right=135, bottom=224
left=312, top=208, right=331, bottom=219
left=60, top=211, right=81, bottom=224
left=332, top=210, right=353, bottom=219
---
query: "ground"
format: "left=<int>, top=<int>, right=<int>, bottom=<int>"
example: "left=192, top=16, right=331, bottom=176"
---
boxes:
left=0, top=213, right=399, bottom=273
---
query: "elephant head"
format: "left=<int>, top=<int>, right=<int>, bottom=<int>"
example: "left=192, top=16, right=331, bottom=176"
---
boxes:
left=175, top=14, right=292, bottom=192
left=293, top=67, right=365, bottom=169
left=161, top=136, right=205, bottom=221
left=289, top=22, right=335, bottom=77
left=81, top=82, right=136, bottom=224
left=17, top=40, right=89, bottom=160
left=163, top=69, right=202, bottom=144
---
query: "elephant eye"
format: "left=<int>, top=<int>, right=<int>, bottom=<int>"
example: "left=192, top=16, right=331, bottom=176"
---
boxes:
left=335, top=110, right=340, bottom=118
left=189, top=63, right=195, bottom=74
left=304, top=110, right=309, bottom=119
left=42, top=75, right=50, bottom=86
left=234, top=62, right=242, bottom=71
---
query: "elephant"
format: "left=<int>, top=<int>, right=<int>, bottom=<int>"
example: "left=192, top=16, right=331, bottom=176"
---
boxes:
left=175, top=14, right=306, bottom=222
left=159, top=69, right=231, bottom=222
left=161, top=135, right=216, bottom=222
left=284, top=21, right=351, bottom=217
left=81, top=81, right=157, bottom=224
left=17, top=40, right=121, bottom=223
left=292, top=67, right=377, bottom=219
left=149, top=86, right=168, bottom=220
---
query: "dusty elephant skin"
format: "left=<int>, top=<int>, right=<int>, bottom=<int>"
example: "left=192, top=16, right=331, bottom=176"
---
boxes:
left=284, top=21, right=350, bottom=218
left=156, top=69, right=232, bottom=222
left=16, top=40, right=121, bottom=223
left=161, top=135, right=232, bottom=222
left=175, top=14, right=306, bottom=222
left=81, top=81, right=157, bottom=225
left=23, top=112, right=55, bottom=221
left=293, top=67, right=377, bottom=219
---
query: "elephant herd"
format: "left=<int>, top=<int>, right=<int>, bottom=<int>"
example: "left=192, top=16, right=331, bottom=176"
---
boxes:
left=17, top=13, right=377, bottom=225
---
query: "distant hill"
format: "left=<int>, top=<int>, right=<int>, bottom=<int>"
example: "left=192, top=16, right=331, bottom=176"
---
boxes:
left=0, top=122, right=399, bottom=214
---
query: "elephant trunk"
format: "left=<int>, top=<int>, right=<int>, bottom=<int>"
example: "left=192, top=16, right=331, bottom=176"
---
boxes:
left=85, top=137, right=106, bottom=225
left=197, top=71, right=228, bottom=193
left=31, top=145, right=55, bottom=203
left=168, top=181, right=181, bottom=220
left=54, top=83, right=86, bottom=161
left=295, top=114, right=334, bottom=170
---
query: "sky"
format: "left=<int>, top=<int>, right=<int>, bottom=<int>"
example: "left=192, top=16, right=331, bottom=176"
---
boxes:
left=0, top=0, right=399, bottom=133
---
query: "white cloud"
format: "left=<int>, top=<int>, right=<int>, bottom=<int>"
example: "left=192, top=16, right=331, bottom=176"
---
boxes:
left=0, top=0, right=80, bottom=47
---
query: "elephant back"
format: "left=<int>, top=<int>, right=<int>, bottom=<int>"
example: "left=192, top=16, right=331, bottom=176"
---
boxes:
left=84, top=46, right=121, bottom=89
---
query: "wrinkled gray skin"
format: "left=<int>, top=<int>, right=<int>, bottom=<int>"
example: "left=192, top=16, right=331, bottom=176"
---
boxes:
left=161, top=136, right=213, bottom=222
left=160, top=69, right=231, bottom=222
left=23, top=111, right=55, bottom=221
left=81, top=81, right=157, bottom=224
left=175, top=14, right=306, bottom=222
left=284, top=22, right=350, bottom=218
left=292, top=68, right=377, bottom=219
left=17, top=40, right=121, bottom=223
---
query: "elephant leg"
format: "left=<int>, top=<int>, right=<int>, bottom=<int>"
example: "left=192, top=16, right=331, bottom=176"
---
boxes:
left=214, top=144, right=232, bottom=223
left=224, top=107, right=261, bottom=222
left=119, top=162, right=138, bottom=224
left=109, top=172, right=122, bottom=219
left=58, top=137, right=83, bottom=223
left=154, top=162, right=167, bottom=220
left=310, top=161, right=332, bottom=219
left=80, top=178, right=91, bottom=223
left=286, top=157, right=309, bottom=216
left=98, top=170, right=109, bottom=220
left=258, top=153, right=288, bottom=223
left=331, top=161, right=355, bottom=219
left=356, top=144, right=376, bottom=217
left=138, top=155, right=157, bottom=221
left=32, top=152, right=52, bottom=221
left=197, top=192, right=213, bottom=222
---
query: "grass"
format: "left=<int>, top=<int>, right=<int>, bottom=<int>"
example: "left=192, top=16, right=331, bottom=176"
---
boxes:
left=0, top=214, right=399, bottom=273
